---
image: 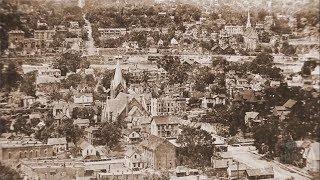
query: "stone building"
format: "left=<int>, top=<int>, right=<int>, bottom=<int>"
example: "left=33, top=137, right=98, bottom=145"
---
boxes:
left=139, top=135, right=176, bottom=170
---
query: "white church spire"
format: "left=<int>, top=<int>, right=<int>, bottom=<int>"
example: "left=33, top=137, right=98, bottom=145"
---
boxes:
left=246, top=11, right=252, bottom=28
left=113, top=60, right=124, bottom=88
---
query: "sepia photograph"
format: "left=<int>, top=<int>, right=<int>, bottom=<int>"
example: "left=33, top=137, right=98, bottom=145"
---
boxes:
left=0, top=0, right=319, bottom=179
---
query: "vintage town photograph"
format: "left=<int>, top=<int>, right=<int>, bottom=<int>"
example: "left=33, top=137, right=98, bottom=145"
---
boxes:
left=0, top=0, right=319, bottom=179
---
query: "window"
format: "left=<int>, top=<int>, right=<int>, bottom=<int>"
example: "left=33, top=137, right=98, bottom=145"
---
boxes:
left=8, top=152, right=12, bottom=159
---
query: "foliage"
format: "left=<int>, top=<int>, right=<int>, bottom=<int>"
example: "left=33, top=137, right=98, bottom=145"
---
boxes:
left=53, top=51, right=89, bottom=76
left=177, top=125, right=215, bottom=168
left=0, top=63, right=22, bottom=92
left=156, top=56, right=190, bottom=85
left=96, top=121, right=122, bottom=148
left=57, top=120, right=84, bottom=144
left=101, top=70, right=115, bottom=90
left=20, top=71, right=36, bottom=96
left=0, top=162, right=22, bottom=180
left=300, top=60, right=318, bottom=76
left=253, top=117, right=280, bottom=155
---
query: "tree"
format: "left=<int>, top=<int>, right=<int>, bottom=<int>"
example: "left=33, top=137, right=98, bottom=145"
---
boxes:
left=275, top=133, right=303, bottom=167
left=0, top=118, right=10, bottom=135
left=0, top=63, right=4, bottom=89
left=253, top=117, right=280, bottom=156
left=281, top=41, right=296, bottom=56
left=20, top=71, right=36, bottom=96
left=177, top=125, right=215, bottom=167
left=62, top=73, right=82, bottom=89
left=101, top=70, right=115, bottom=90
left=5, top=63, right=21, bottom=91
left=0, top=162, right=21, bottom=180
left=300, top=60, right=318, bottom=76
left=249, top=52, right=283, bottom=80
left=13, top=115, right=34, bottom=136
left=53, top=51, right=89, bottom=76
left=57, top=120, right=83, bottom=144
left=97, top=121, right=122, bottom=148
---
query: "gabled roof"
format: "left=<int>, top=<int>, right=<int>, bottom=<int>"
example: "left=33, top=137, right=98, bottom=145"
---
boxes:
left=283, top=99, right=297, bottom=109
left=245, top=112, right=259, bottom=119
left=246, top=167, right=274, bottom=177
left=140, top=135, right=173, bottom=151
left=152, top=116, right=179, bottom=125
left=47, top=137, right=67, bottom=145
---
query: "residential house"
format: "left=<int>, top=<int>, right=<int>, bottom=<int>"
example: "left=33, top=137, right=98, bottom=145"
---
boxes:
left=244, top=111, right=262, bottom=128
left=125, top=129, right=142, bottom=144
left=84, top=126, right=100, bottom=145
left=201, top=94, right=226, bottom=109
left=139, top=135, right=176, bottom=170
left=150, top=96, right=186, bottom=116
left=52, top=101, right=72, bottom=119
left=150, top=116, right=180, bottom=139
left=227, top=161, right=249, bottom=179
left=273, top=99, right=297, bottom=120
left=245, top=167, right=274, bottom=179
left=125, top=148, right=146, bottom=171
left=211, top=159, right=233, bottom=177
left=22, top=96, right=36, bottom=108
left=73, top=93, right=93, bottom=105
left=73, top=118, right=90, bottom=130
left=303, top=141, right=320, bottom=172
left=47, top=137, right=67, bottom=155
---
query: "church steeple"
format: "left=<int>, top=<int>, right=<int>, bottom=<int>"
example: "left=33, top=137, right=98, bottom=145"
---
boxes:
left=110, top=61, right=127, bottom=98
left=246, top=11, right=252, bottom=28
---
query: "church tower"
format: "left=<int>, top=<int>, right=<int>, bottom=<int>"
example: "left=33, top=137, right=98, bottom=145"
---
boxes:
left=110, top=61, right=127, bottom=98
left=244, top=10, right=258, bottom=51
left=246, top=11, right=252, bottom=29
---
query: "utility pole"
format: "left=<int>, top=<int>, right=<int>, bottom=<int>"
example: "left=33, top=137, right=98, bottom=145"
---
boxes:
left=237, top=161, right=240, bottom=179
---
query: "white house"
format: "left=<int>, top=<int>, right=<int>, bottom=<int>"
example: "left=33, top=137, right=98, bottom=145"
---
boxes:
left=303, top=142, right=320, bottom=172
left=201, top=94, right=226, bottom=109
left=124, top=148, right=145, bottom=171
left=73, top=93, right=93, bottom=105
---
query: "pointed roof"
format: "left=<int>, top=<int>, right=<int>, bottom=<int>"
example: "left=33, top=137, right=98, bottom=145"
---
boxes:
left=113, top=61, right=125, bottom=88
left=246, top=11, right=252, bottom=28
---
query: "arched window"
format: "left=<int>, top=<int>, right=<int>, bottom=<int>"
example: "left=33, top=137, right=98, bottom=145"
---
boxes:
left=35, top=150, right=38, bottom=157
left=8, top=152, right=12, bottom=159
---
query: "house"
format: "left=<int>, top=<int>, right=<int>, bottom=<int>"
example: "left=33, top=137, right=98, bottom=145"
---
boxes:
left=125, top=129, right=142, bottom=144
left=273, top=99, right=297, bottom=120
left=22, top=96, right=36, bottom=108
left=79, top=140, right=97, bottom=158
left=227, top=161, right=248, bottom=179
left=283, top=99, right=297, bottom=109
left=211, top=159, right=233, bottom=177
left=245, top=167, right=274, bottom=179
left=52, top=101, right=72, bottom=119
left=303, top=141, right=320, bottom=172
left=73, top=93, right=93, bottom=105
left=73, top=118, right=90, bottom=130
left=201, top=94, right=226, bottom=109
left=125, top=148, right=146, bottom=171
left=47, top=137, right=67, bottom=155
left=84, top=126, right=100, bottom=145
left=244, top=111, right=262, bottom=128
left=150, top=96, right=186, bottom=116
left=150, top=116, right=180, bottom=139
left=139, top=135, right=176, bottom=170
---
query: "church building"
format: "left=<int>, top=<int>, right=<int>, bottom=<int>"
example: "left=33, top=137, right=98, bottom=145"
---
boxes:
left=101, top=61, right=149, bottom=122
